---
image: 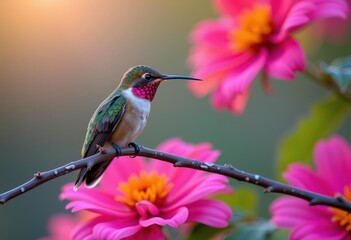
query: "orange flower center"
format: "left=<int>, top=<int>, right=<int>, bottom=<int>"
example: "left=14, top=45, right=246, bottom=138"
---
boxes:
left=229, top=4, right=272, bottom=52
left=330, top=185, right=351, bottom=231
left=116, top=171, right=173, bottom=207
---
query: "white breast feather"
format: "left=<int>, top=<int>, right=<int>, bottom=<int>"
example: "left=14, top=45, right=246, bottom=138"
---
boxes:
left=109, top=88, right=151, bottom=147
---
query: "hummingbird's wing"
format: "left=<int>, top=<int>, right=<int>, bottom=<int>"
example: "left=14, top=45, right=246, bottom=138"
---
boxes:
left=81, top=92, right=126, bottom=158
left=74, top=92, right=127, bottom=189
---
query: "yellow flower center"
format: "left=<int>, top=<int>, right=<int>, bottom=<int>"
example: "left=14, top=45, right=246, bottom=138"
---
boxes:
left=229, top=4, right=272, bottom=52
left=116, top=171, right=173, bottom=207
left=330, top=185, right=351, bottom=231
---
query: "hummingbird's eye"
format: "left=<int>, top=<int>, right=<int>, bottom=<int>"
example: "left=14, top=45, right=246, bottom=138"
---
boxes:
left=142, top=73, right=153, bottom=81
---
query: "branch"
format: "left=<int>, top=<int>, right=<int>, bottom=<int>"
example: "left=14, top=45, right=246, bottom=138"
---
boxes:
left=1, top=146, right=351, bottom=213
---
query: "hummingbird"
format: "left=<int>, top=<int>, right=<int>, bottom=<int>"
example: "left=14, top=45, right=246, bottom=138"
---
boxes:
left=74, top=65, right=200, bottom=190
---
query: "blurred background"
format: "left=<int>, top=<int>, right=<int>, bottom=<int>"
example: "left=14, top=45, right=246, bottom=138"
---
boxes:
left=0, top=0, right=350, bottom=239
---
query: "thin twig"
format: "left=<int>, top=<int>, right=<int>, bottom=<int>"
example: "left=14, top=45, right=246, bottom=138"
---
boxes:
left=1, top=146, right=351, bottom=212
left=304, top=63, right=351, bottom=101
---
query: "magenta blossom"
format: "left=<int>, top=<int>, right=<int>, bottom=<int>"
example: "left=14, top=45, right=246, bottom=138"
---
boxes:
left=188, top=0, right=349, bottom=114
left=40, top=212, right=95, bottom=240
left=40, top=214, right=77, bottom=240
left=270, top=135, right=351, bottom=239
left=60, top=138, right=232, bottom=240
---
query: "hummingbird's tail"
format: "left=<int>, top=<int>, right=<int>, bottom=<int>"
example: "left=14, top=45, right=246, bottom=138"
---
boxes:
left=74, top=160, right=112, bottom=190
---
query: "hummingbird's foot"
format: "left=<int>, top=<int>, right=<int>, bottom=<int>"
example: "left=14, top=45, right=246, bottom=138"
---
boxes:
left=128, top=142, right=141, bottom=158
left=112, top=143, right=122, bottom=157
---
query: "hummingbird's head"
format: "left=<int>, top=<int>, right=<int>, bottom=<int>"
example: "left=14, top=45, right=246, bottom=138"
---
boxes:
left=120, top=65, right=200, bottom=101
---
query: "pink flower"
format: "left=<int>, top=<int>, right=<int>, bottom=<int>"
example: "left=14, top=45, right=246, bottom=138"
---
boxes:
left=40, top=214, right=77, bottom=240
left=270, top=135, right=351, bottom=240
left=188, top=0, right=349, bottom=114
left=60, top=138, right=232, bottom=240
left=40, top=212, right=95, bottom=240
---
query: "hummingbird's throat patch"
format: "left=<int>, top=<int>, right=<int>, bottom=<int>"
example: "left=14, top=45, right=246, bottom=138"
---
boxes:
left=116, top=171, right=173, bottom=207
left=132, top=82, right=161, bottom=101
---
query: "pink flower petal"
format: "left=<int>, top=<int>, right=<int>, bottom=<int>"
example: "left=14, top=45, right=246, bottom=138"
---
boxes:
left=270, top=197, right=329, bottom=228
left=214, top=0, right=261, bottom=16
left=136, top=201, right=160, bottom=218
left=186, top=144, right=221, bottom=163
left=212, top=84, right=252, bottom=113
left=269, top=0, right=295, bottom=28
left=60, top=184, right=134, bottom=217
left=211, top=49, right=266, bottom=113
left=283, top=163, right=334, bottom=195
left=73, top=215, right=141, bottom=240
left=125, top=225, right=164, bottom=240
left=166, top=146, right=220, bottom=183
left=165, top=168, right=230, bottom=206
left=139, top=207, right=189, bottom=228
left=291, top=221, right=347, bottom=240
left=230, top=87, right=251, bottom=114
left=188, top=44, right=234, bottom=70
left=165, top=174, right=230, bottom=210
left=189, top=70, right=229, bottom=97
left=270, top=1, right=315, bottom=42
left=221, top=49, right=267, bottom=96
left=93, top=221, right=142, bottom=240
left=191, top=51, right=251, bottom=80
left=265, top=38, right=305, bottom=80
left=309, top=0, right=349, bottom=20
left=315, top=135, right=351, bottom=192
left=271, top=0, right=348, bottom=43
left=101, top=156, right=146, bottom=192
left=190, top=19, right=232, bottom=46
left=186, top=199, right=232, bottom=228
left=40, top=214, right=76, bottom=240
left=151, top=140, right=221, bottom=186
left=71, top=216, right=110, bottom=240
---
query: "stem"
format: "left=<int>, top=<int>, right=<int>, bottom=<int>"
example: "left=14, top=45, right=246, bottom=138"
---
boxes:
left=304, top=63, right=351, bottom=101
left=1, top=146, right=351, bottom=212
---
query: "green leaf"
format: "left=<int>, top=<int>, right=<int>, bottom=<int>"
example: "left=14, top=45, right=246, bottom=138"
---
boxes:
left=214, top=187, right=258, bottom=216
left=225, top=220, right=281, bottom=240
left=320, top=56, right=351, bottom=92
left=185, top=223, right=231, bottom=240
left=268, top=229, right=290, bottom=240
left=276, top=94, right=351, bottom=181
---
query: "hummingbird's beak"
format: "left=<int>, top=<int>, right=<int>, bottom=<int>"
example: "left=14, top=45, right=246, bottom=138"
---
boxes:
left=162, top=75, right=201, bottom=81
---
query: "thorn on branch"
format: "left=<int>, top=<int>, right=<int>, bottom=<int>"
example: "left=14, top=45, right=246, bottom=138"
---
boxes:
left=264, top=186, right=274, bottom=193
left=0, top=199, right=4, bottom=205
left=87, top=162, right=94, bottom=171
left=65, top=164, right=75, bottom=171
left=309, top=198, right=319, bottom=206
left=34, top=171, right=42, bottom=179
left=96, top=145, right=105, bottom=154
left=223, top=163, right=234, bottom=169
left=173, top=160, right=187, bottom=167
left=336, top=194, right=345, bottom=203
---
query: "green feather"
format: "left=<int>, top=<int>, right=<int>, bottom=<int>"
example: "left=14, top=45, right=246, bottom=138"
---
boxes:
left=81, top=90, right=126, bottom=157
